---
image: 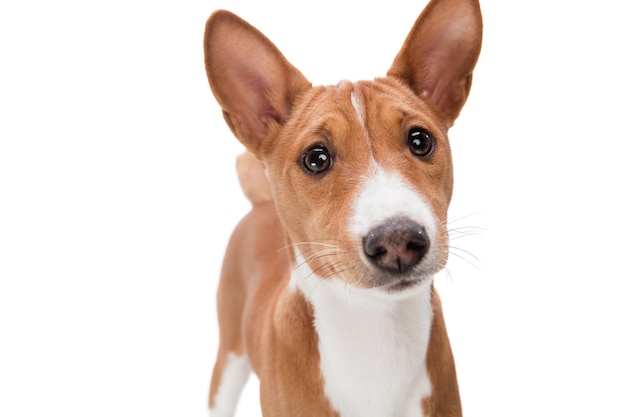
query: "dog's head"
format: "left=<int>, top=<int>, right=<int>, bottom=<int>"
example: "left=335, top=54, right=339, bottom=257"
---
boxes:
left=204, top=0, right=482, bottom=295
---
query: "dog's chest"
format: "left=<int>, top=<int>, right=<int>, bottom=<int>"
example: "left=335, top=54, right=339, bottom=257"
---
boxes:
left=295, top=273, right=434, bottom=417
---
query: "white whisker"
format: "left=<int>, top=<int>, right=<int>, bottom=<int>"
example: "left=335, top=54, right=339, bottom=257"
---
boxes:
left=277, top=240, right=341, bottom=253
left=447, top=249, right=481, bottom=271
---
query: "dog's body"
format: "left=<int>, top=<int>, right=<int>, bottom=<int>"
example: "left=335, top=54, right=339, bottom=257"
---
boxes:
left=204, top=1, right=482, bottom=416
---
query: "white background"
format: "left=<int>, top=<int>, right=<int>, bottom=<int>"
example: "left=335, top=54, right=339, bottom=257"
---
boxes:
left=1, top=0, right=625, bottom=416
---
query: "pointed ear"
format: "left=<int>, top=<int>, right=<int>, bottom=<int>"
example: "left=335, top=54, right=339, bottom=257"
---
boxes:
left=388, top=0, right=482, bottom=127
left=204, top=11, right=311, bottom=153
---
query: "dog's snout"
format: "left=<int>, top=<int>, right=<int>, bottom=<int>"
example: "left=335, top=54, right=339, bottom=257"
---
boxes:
left=363, top=217, right=430, bottom=274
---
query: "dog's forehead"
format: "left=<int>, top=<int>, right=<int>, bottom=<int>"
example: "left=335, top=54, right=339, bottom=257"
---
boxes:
left=282, top=78, right=441, bottom=151
left=351, top=79, right=444, bottom=133
left=269, top=77, right=452, bottom=205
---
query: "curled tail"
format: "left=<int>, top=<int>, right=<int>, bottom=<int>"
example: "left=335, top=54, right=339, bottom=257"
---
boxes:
left=236, top=152, right=273, bottom=205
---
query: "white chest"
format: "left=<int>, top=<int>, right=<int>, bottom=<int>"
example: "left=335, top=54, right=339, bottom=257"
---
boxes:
left=293, top=267, right=434, bottom=417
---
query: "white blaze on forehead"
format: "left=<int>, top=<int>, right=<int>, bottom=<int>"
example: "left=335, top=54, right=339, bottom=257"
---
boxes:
left=351, top=90, right=367, bottom=131
left=351, top=166, right=437, bottom=240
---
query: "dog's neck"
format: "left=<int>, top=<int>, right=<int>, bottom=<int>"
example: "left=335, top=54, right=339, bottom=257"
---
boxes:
left=292, top=248, right=434, bottom=417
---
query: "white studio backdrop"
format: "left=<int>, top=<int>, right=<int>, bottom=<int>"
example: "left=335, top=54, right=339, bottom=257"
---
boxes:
left=1, top=1, right=625, bottom=416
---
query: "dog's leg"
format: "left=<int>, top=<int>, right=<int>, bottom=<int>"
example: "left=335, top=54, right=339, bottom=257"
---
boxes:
left=209, top=236, right=251, bottom=417
left=209, top=350, right=251, bottom=417
left=209, top=311, right=251, bottom=417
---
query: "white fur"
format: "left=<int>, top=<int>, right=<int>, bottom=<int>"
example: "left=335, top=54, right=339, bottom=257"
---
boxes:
left=292, top=250, right=433, bottom=417
left=350, top=166, right=436, bottom=237
left=209, top=353, right=251, bottom=417
left=350, top=90, right=368, bottom=135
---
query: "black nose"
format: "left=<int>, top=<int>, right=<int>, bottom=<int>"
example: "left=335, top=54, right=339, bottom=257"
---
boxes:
left=362, top=217, right=430, bottom=274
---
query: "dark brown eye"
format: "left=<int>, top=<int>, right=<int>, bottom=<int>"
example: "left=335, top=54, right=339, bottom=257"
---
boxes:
left=301, top=144, right=332, bottom=175
left=407, top=127, right=435, bottom=157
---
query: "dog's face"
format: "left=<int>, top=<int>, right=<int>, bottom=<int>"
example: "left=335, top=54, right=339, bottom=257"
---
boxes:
left=204, top=0, right=482, bottom=293
left=260, top=78, right=453, bottom=292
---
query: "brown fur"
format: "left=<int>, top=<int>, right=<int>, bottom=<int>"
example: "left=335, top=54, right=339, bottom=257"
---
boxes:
left=204, top=0, right=482, bottom=415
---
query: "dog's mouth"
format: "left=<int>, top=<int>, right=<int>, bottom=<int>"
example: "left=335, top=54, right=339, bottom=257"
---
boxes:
left=385, top=278, right=420, bottom=292
left=372, top=273, right=433, bottom=294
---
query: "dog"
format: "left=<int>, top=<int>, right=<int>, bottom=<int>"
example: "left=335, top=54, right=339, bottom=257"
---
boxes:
left=204, top=0, right=482, bottom=415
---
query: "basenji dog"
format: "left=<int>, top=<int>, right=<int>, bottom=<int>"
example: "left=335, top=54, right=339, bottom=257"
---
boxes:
left=204, top=0, right=482, bottom=415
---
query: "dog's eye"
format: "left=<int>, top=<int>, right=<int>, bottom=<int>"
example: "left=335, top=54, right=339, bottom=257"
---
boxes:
left=301, top=144, right=332, bottom=175
left=407, top=127, right=435, bottom=158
